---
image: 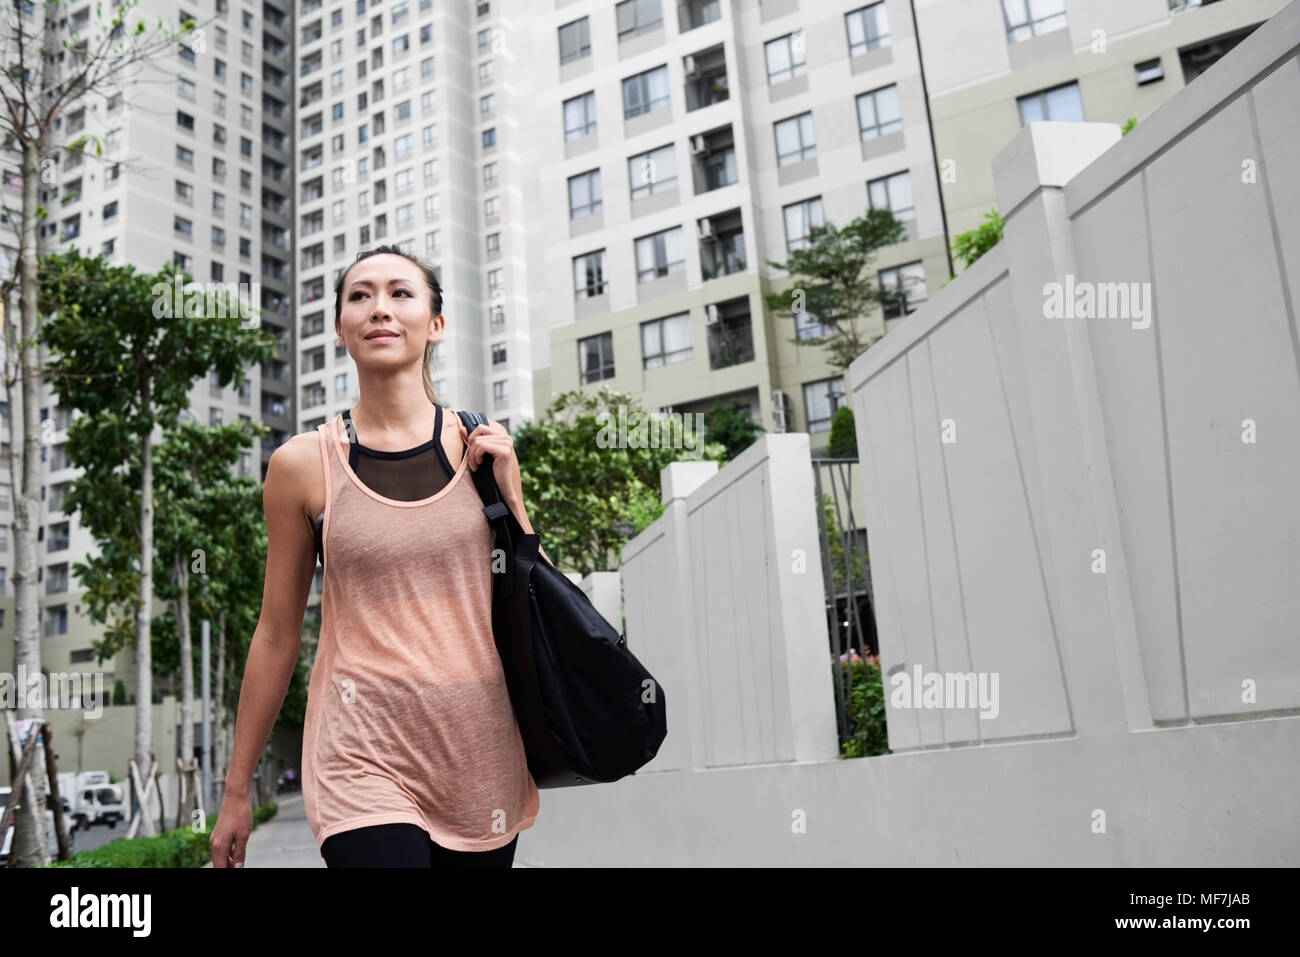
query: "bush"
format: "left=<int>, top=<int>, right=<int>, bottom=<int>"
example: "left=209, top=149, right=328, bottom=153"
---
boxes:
left=826, top=406, right=858, bottom=458
left=44, top=801, right=278, bottom=868
left=835, top=656, right=890, bottom=758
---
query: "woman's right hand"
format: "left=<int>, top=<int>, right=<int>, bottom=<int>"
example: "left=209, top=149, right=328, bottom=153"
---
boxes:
left=210, top=791, right=253, bottom=868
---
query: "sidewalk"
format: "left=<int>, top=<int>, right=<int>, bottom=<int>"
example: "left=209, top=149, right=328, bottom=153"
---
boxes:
left=204, top=791, right=533, bottom=867
left=202, top=791, right=324, bottom=868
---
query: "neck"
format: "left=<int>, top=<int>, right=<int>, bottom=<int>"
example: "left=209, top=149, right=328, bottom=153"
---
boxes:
left=350, top=372, right=435, bottom=440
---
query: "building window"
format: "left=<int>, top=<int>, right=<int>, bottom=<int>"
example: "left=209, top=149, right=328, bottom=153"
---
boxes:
left=803, top=377, right=846, bottom=433
left=774, top=112, right=815, bottom=166
left=483, top=161, right=498, bottom=188
left=485, top=232, right=500, bottom=255
left=628, top=143, right=676, bottom=198
left=1002, top=0, right=1067, bottom=43
left=568, top=169, right=602, bottom=218
left=857, top=84, right=902, bottom=140
left=1135, top=58, right=1165, bottom=85
left=622, top=65, right=670, bottom=119
left=564, top=91, right=596, bottom=140
left=558, top=16, right=590, bottom=64
left=879, top=261, right=928, bottom=319
left=845, top=3, right=891, bottom=56
left=492, top=379, right=507, bottom=407
left=573, top=249, right=607, bottom=300
left=634, top=226, right=684, bottom=282
left=616, top=0, right=662, bottom=40
left=783, top=196, right=824, bottom=253
left=482, top=127, right=496, bottom=150
left=477, top=27, right=493, bottom=51
left=867, top=170, right=914, bottom=222
left=492, top=343, right=507, bottom=366
left=1017, top=80, right=1084, bottom=125
left=578, top=331, right=615, bottom=384
left=765, top=32, right=805, bottom=85
left=641, top=312, right=692, bottom=369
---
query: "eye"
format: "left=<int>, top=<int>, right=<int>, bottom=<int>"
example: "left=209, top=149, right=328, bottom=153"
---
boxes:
left=394, top=288, right=412, bottom=297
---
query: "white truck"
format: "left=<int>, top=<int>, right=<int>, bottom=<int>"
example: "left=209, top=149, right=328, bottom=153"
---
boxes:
left=55, top=771, right=125, bottom=830
left=61, top=769, right=125, bottom=832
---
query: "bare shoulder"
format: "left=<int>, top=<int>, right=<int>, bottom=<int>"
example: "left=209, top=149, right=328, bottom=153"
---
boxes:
left=265, top=429, right=328, bottom=526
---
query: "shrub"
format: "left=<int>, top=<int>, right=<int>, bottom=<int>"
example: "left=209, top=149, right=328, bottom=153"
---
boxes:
left=44, top=802, right=278, bottom=868
left=835, top=656, right=890, bottom=758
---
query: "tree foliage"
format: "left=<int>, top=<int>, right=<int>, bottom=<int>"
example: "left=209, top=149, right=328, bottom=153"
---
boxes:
left=951, top=208, right=1005, bottom=273
left=512, top=387, right=726, bottom=575
left=762, top=207, right=907, bottom=372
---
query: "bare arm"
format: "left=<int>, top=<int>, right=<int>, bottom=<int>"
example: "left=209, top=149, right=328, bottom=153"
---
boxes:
left=223, top=440, right=318, bottom=797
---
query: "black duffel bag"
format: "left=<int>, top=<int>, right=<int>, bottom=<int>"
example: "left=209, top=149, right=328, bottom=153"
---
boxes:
left=456, top=411, right=667, bottom=788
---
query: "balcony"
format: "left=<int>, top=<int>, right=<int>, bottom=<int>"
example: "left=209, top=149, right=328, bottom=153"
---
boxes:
left=679, top=0, right=721, bottom=32
left=684, top=45, right=728, bottom=112
left=699, top=209, right=745, bottom=280
left=705, top=298, right=754, bottom=370
left=691, top=126, right=737, bottom=194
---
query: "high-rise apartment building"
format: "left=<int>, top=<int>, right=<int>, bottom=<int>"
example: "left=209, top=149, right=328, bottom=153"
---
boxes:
left=294, top=0, right=537, bottom=436
left=0, top=0, right=296, bottom=707
left=527, top=0, right=1287, bottom=439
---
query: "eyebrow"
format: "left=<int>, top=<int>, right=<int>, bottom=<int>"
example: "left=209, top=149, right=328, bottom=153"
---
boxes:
left=347, top=277, right=416, bottom=292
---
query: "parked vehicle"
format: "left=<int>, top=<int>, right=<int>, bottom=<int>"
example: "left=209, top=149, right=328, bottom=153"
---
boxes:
left=53, top=772, right=124, bottom=829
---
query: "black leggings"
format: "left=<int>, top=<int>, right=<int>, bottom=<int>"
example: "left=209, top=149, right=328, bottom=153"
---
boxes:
left=320, top=823, right=519, bottom=868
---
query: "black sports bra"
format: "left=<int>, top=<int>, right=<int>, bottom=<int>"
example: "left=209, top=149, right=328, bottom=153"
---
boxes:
left=313, top=404, right=457, bottom=568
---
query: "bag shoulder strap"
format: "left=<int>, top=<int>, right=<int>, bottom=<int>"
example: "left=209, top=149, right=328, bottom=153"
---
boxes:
left=455, top=411, right=531, bottom=587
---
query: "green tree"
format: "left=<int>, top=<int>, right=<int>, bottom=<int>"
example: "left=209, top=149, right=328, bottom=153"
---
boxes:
left=0, top=1, right=201, bottom=868
left=950, top=208, right=1005, bottom=274
left=1121, top=114, right=1139, bottom=135
left=703, top=399, right=764, bottom=463
left=512, top=387, right=726, bottom=575
left=826, top=406, right=858, bottom=459
left=762, top=207, right=907, bottom=372
left=40, top=251, right=277, bottom=835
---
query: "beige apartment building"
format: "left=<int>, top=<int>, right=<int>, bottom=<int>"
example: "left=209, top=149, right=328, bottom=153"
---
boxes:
left=528, top=0, right=1287, bottom=439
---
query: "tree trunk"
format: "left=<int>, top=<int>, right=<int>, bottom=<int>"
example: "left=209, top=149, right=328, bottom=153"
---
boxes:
left=8, top=135, right=50, bottom=867
left=176, top=548, right=193, bottom=787
left=134, top=391, right=156, bottom=836
left=215, top=611, right=227, bottom=797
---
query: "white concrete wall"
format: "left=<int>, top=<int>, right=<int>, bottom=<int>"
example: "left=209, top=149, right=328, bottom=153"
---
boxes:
left=509, top=5, right=1300, bottom=866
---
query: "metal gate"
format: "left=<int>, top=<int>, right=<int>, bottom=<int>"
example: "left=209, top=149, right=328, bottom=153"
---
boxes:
left=812, top=458, right=884, bottom=754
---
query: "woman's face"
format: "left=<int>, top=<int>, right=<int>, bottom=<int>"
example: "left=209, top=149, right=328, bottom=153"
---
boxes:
left=336, top=254, right=441, bottom=367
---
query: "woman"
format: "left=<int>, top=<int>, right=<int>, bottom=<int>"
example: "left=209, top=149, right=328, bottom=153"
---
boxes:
left=210, top=246, right=546, bottom=868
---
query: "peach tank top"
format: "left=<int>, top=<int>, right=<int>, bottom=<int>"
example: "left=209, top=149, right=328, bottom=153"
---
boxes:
left=302, top=411, right=540, bottom=852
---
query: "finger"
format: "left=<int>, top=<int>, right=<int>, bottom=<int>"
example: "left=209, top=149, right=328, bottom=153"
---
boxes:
left=232, top=833, right=248, bottom=868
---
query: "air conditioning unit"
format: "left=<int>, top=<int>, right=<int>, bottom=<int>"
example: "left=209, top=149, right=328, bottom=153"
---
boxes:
left=697, top=219, right=714, bottom=239
left=690, top=134, right=708, bottom=155
left=683, top=55, right=698, bottom=77
left=705, top=303, right=720, bottom=325
left=771, top=390, right=790, bottom=434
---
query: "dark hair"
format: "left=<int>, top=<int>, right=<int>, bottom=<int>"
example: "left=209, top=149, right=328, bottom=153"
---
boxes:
left=334, top=245, right=443, bottom=403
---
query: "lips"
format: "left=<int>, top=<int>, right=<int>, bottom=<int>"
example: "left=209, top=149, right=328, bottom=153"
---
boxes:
left=364, top=330, right=399, bottom=340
